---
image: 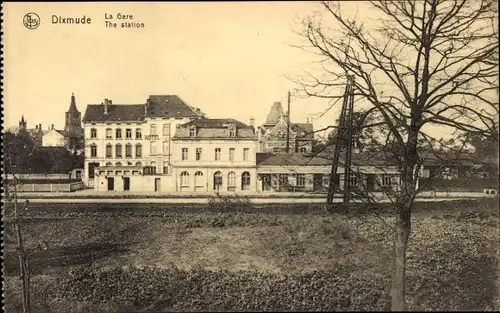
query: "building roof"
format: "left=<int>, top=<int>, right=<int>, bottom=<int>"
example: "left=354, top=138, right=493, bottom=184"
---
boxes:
left=264, top=102, right=285, bottom=125
left=257, top=151, right=400, bottom=167
left=83, top=95, right=204, bottom=123
left=173, top=118, right=256, bottom=139
left=146, top=95, right=204, bottom=119
left=83, top=104, right=145, bottom=123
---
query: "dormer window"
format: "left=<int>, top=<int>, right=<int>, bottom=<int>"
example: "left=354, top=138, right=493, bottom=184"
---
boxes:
left=228, top=124, right=236, bottom=137
left=189, top=126, right=197, bottom=137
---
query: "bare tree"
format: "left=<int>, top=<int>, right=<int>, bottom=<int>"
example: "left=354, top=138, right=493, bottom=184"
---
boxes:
left=292, top=0, right=498, bottom=310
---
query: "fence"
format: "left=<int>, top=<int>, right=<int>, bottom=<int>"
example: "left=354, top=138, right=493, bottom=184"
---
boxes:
left=4, top=179, right=85, bottom=193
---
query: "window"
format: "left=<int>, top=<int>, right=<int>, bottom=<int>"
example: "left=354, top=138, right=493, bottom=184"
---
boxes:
left=126, top=128, right=132, bottom=139
left=150, top=124, right=157, bottom=135
left=106, top=144, right=112, bottom=158
left=163, top=124, right=170, bottom=137
left=125, top=144, right=132, bottom=158
left=116, top=129, right=122, bottom=139
left=105, top=162, right=112, bottom=166
left=349, top=173, right=358, bottom=187
left=88, top=162, right=99, bottom=179
left=135, top=144, right=142, bottom=158
left=213, top=171, right=223, bottom=191
left=229, top=148, right=235, bottom=161
left=195, top=171, right=204, bottom=186
left=227, top=172, right=236, bottom=191
left=229, top=125, right=236, bottom=137
left=189, top=126, right=196, bottom=137
left=136, top=161, right=142, bottom=166
left=90, top=144, right=97, bottom=158
left=144, top=165, right=156, bottom=175
left=273, top=147, right=280, bottom=153
left=215, top=148, right=221, bottom=161
left=115, top=144, right=123, bottom=158
left=150, top=141, right=157, bottom=155
left=196, top=148, right=202, bottom=161
left=90, top=128, right=97, bottom=139
left=163, top=141, right=169, bottom=155
left=163, top=162, right=169, bottom=174
left=136, top=128, right=142, bottom=139
left=182, top=148, right=188, bottom=161
left=151, top=161, right=156, bottom=174
left=300, top=147, right=307, bottom=153
left=242, top=172, right=251, bottom=190
left=296, top=174, right=306, bottom=187
left=116, top=162, right=122, bottom=166
left=180, top=171, right=190, bottom=186
left=381, top=175, right=392, bottom=186
left=243, top=148, right=249, bottom=161
left=106, top=128, right=112, bottom=139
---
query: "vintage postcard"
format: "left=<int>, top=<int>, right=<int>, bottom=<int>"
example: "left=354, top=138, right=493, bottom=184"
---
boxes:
left=2, top=1, right=499, bottom=312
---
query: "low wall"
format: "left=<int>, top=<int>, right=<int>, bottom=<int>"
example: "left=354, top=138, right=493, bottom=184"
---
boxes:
left=5, top=173, right=71, bottom=180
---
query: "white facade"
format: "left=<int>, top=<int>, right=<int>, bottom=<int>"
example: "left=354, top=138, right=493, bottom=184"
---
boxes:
left=172, top=139, right=258, bottom=193
left=84, top=117, right=194, bottom=190
left=42, top=129, right=67, bottom=147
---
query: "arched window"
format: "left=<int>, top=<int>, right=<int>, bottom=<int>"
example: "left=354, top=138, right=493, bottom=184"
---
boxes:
left=227, top=171, right=236, bottom=191
left=180, top=171, right=190, bottom=186
left=116, top=144, right=122, bottom=158
left=106, top=144, right=113, bottom=158
left=90, top=128, right=97, bottom=139
left=213, top=171, right=223, bottom=191
left=241, top=172, right=251, bottom=190
left=136, top=143, right=142, bottom=158
left=195, top=171, right=204, bottom=186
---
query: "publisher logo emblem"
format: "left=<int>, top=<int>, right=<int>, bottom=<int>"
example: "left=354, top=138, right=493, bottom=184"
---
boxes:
left=23, top=13, right=40, bottom=30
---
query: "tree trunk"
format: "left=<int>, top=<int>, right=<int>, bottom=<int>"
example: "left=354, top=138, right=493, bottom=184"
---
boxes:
left=391, top=206, right=411, bottom=311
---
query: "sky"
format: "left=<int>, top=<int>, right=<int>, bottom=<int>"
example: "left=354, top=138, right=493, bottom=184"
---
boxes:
left=4, top=1, right=495, bottom=141
left=4, top=1, right=338, bottom=134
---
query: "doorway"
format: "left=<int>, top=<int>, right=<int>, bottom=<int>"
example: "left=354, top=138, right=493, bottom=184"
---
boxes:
left=154, top=178, right=161, bottom=192
left=366, top=174, right=375, bottom=191
left=123, top=177, right=130, bottom=191
left=313, top=174, right=323, bottom=191
left=107, top=177, right=114, bottom=191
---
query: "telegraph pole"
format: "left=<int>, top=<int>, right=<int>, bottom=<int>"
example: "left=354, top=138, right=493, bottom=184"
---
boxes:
left=327, top=75, right=355, bottom=206
left=286, top=90, right=291, bottom=154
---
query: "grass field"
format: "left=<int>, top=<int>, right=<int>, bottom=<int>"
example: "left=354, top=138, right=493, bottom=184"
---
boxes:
left=3, top=199, right=499, bottom=312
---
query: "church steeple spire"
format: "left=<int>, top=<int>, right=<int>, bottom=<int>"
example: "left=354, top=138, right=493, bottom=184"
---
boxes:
left=68, top=92, right=79, bottom=113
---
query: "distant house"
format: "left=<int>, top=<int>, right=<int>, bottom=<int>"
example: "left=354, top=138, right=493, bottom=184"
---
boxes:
left=16, top=116, right=44, bottom=146
left=258, top=102, right=314, bottom=154
left=42, top=125, right=69, bottom=147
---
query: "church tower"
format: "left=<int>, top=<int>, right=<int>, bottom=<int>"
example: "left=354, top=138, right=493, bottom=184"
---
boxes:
left=64, top=93, right=84, bottom=149
left=18, top=115, right=27, bottom=133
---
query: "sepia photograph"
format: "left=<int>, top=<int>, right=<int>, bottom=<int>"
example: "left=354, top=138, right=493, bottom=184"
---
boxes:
left=2, top=1, right=499, bottom=312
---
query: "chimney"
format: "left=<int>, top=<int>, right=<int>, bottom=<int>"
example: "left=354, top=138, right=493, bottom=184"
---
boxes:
left=51, top=124, right=54, bottom=130
left=109, top=100, right=112, bottom=105
left=145, top=99, right=150, bottom=115
left=249, top=116, right=255, bottom=127
left=104, top=98, right=109, bottom=115
left=36, top=125, right=38, bottom=130
left=39, top=123, right=42, bottom=130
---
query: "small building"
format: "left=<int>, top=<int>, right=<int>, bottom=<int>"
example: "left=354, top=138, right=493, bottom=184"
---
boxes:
left=256, top=152, right=401, bottom=193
